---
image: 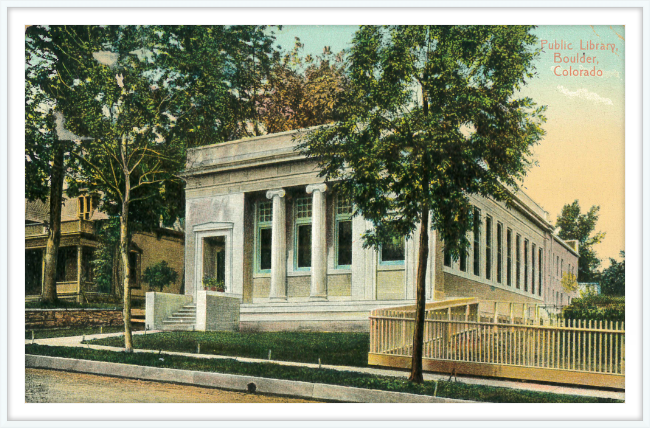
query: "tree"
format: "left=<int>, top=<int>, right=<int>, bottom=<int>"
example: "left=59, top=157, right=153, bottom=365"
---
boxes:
left=26, top=25, right=278, bottom=352
left=555, top=200, right=605, bottom=282
left=142, top=261, right=179, bottom=292
left=561, top=271, right=579, bottom=294
left=25, top=33, right=74, bottom=304
left=300, top=25, right=546, bottom=382
left=600, top=251, right=625, bottom=296
left=257, top=39, right=348, bottom=133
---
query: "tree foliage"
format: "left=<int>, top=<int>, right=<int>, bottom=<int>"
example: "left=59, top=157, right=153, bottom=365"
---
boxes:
left=561, top=271, right=579, bottom=294
left=257, top=39, right=349, bottom=133
left=555, top=200, right=605, bottom=282
left=300, top=25, right=546, bottom=382
left=301, top=25, right=545, bottom=256
left=25, top=36, right=74, bottom=304
left=25, top=75, right=57, bottom=203
left=562, top=294, right=625, bottom=322
left=25, top=25, right=278, bottom=351
left=142, top=260, right=179, bottom=292
left=600, top=251, right=625, bottom=296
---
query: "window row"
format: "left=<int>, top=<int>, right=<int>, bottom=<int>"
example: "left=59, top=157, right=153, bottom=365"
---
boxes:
left=444, top=207, right=543, bottom=297
left=255, top=195, right=407, bottom=274
left=553, top=254, right=575, bottom=278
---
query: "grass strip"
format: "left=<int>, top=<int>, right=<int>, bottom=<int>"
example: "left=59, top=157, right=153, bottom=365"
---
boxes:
left=25, top=325, right=142, bottom=340
left=25, top=344, right=621, bottom=403
left=86, top=331, right=370, bottom=368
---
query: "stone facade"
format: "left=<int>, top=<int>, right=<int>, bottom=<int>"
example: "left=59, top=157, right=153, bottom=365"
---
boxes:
left=183, top=129, right=580, bottom=331
left=25, top=309, right=124, bottom=329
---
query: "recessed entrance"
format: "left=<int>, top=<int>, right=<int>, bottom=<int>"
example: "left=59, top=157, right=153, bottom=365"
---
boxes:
left=203, top=236, right=226, bottom=290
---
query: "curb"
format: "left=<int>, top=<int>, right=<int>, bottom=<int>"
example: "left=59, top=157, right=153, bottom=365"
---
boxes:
left=25, top=355, right=471, bottom=403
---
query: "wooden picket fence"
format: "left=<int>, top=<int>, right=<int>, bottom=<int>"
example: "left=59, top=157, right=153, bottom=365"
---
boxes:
left=368, top=299, right=624, bottom=389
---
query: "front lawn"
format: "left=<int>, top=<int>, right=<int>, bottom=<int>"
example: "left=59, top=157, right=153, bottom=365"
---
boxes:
left=25, top=344, right=622, bottom=403
left=85, top=331, right=370, bottom=367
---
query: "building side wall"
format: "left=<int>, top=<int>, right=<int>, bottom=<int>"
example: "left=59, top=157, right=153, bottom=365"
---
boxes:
left=434, top=193, right=579, bottom=308
left=327, top=273, right=352, bottom=297
left=376, top=270, right=406, bottom=300
left=545, top=235, right=581, bottom=307
left=131, top=231, right=185, bottom=299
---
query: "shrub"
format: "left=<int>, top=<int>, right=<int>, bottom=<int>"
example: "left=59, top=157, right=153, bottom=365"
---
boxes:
left=202, top=277, right=225, bottom=292
left=562, top=294, right=625, bottom=322
left=142, top=261, right=179, bottom=292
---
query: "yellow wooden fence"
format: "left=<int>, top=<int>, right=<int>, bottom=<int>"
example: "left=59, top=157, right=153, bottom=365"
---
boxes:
left=368, top=301, right=624, bottom=389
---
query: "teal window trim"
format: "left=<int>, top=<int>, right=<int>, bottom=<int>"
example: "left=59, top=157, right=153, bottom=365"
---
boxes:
left=379, top=237, right=406, bottom=266
left=255, top=201, right=272, bottom=274
left=334, top=196, right=353, bottom=269
left=294, top=196, right=312, bottom=272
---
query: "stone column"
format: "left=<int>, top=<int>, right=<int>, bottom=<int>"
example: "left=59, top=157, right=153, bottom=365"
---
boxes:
left=77, top=246, right=83, bottom=303
left=266, top=189, right=287, bottom=301
left=306, top=183, right=328, bottom=301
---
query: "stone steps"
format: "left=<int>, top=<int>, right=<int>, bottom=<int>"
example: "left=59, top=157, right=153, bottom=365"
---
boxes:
left=161, top=304, right=197, bottom=331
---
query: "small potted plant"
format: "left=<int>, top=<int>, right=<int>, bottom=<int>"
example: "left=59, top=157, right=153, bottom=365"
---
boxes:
left=203, top=276, right=226, bottom=293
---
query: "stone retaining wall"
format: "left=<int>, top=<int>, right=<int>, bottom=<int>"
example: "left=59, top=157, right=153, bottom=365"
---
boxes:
left=26, top=309, right=124, bottom=329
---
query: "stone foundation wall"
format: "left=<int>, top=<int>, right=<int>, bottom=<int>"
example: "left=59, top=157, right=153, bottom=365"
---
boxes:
left=25, top=309, right=124, bottom=329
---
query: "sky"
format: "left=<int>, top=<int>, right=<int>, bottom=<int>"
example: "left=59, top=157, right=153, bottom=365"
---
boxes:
left=272, top=25, right=626, bottom=266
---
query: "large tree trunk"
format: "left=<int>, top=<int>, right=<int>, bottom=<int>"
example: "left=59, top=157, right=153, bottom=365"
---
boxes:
left=409, top=206, right=429, bottom=383
left=42, top=142, right=65, bottom=304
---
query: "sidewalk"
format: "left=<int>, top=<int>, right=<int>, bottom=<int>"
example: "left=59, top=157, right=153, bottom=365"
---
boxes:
left=25, top=331, right=624, bottom=402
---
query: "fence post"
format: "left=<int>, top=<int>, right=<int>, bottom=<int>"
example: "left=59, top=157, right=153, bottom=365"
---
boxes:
left=445, top=307, right=452, bottom=359
left=621, top=321, right=625, bottom=374
left=522, top=303, right=528, bottom=325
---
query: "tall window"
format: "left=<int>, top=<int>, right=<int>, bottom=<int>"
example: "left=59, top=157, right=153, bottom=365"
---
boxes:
left=256, top=201, right=273, bottom=272
left=485, top=216, right=492, bottom=280
left=538, top=248, right=543, bottom=296
left=78, top=196, right=93, bottom=220
left=473, top=207, right=481, bottom=276
left=380, top=225, right=405, bottom=265
left=506, top=229, right=512, bottom=286
left=335, top=196, right=353, bottom=268
left=556, top=255, right=559, bottom=276
left=496, top=223, right=503, bottom=283
left=532, top=243, right=536, bottom=295
left=561, top=259, right=564, bottom=277
left=443, top=247, right=452, bottom=267
left=524, top=239, right=529, bottom=292
left=516, top=234, right=521, bottom=289
left=295, top=197, right=312, bottom=270
left=380, top=238, right=405, bottom=264
left=460, top=246, right=467, bottom=272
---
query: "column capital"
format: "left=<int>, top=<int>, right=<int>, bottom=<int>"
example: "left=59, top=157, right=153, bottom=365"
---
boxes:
left=306, top=183, right=327, bottom=194
left=266, top=189, right=286, bottom=200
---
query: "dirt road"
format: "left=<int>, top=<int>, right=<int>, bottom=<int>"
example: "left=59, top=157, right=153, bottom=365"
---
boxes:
left=25, top=368, right=321, bottom=403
